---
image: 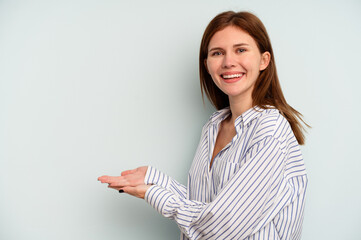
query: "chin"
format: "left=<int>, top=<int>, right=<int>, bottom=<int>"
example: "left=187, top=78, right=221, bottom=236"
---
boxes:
left=224, top=88, right=253, bottom=101
left=223, top=89, right=244, bottom=97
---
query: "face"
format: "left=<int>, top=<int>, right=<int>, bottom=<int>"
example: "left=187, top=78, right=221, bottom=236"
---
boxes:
left=205, top=26, right=270, bottom=104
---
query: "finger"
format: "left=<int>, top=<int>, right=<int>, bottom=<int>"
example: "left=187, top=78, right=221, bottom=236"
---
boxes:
left=98, top=175, right=111, bottom=182
left=107, top=181, right=128, bottom=188
left=98, top=175, right=114, bottom=183
left=108, top=185, right=121, bottom=191
left=98, top=176, right=122, bottom=184
left=98, top=175, right=106, bottom=181
left=121, top=169, right=136, bottom=176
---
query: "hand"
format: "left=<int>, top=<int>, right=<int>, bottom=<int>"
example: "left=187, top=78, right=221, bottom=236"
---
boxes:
left=98, top=166, right=149, bottom=199
left=119, top=166, right=148, bottom=186
left=98, top=166, right=147, bottom=187
left=121, top=184, right=151, bottom=199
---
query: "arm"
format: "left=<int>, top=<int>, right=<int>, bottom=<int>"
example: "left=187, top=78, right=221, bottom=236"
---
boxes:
left=145, top=166, right=187, bottom=198
left=144, top=137, right=307, bottom=240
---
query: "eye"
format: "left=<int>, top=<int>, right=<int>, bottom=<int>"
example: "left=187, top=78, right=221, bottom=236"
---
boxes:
left=210, top=51, right=223, bottom=56
left=237, top=48, right=246, bottom=53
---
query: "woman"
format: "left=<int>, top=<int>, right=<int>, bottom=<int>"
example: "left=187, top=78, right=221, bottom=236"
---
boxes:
left=99, top=11, right=308, bottom=240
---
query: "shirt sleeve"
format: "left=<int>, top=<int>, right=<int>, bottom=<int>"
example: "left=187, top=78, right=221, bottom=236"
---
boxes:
left=144, top=166, right=187, bottom=199
left=144, top=136, right=308, bottom=240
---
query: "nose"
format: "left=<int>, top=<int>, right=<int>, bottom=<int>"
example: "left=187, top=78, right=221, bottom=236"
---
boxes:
left=222, top=53, right=236, bottom=69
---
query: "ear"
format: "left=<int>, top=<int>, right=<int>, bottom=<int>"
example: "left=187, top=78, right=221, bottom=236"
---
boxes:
left=259, top=51, right=271, bottom=71
left=204, top=59, right=209, bottom=74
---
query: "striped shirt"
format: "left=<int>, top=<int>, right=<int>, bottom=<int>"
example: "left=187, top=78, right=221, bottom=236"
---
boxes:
left=144, top=106, right=308, bottom=240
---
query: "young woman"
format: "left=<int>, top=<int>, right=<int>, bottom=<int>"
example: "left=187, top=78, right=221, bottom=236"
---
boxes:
left=99, top=11, right=308, bottom=240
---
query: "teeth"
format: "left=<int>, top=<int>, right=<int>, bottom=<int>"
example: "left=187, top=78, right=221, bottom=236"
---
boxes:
left=222, top=74, right=243, bottom=79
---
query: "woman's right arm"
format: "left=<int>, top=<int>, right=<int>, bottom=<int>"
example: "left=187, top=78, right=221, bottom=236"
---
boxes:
left=145, top=166, right=187, bottom=198
left=144, top=136, right=307, bottom=240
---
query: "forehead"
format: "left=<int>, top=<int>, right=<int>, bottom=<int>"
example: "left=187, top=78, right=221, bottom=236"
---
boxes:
left=208, top=26, right=256, bottom=48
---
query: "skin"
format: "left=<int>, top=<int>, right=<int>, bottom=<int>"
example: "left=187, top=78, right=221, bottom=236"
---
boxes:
left=205, top=26, right=270, bottom=168
left=98, top=26, right=271, bottom=198
left=98, top=166, right=150, bottom=199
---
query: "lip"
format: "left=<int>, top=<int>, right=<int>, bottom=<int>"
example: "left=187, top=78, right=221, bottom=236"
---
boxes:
left=220, top=72, right=245, bottom=83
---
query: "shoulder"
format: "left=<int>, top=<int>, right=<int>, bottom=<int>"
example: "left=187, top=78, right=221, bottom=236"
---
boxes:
left=249, top=108, right=296, bottom=150
left=248, top=107, right=306, bottom=178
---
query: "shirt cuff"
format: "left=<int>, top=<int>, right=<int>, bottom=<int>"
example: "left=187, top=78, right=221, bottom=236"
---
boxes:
left=144, top=185, right=174, bottom=216
left=144, top=166, right=170, bottom=189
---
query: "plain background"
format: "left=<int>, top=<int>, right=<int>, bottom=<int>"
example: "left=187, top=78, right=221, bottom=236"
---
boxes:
left=1, top=0, right=360, bottom=239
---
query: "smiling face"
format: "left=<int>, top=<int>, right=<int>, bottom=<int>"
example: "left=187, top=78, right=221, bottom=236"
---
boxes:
left=205, top=25, right=270, bottom=107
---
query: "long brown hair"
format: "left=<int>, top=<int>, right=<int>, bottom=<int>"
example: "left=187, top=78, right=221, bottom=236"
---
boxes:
left=199, top=11, right=309, bottom=145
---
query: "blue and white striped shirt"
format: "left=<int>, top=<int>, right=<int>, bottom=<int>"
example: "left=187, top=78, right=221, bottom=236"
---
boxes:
left=144, top=106, right=307, bottom=240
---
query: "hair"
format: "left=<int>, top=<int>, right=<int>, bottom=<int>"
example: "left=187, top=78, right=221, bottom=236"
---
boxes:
left=199, top=11, right=309, bottom=145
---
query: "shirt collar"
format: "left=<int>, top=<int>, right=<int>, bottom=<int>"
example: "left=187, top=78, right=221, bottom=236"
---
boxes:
left=210, top=106, right=276, bottom=130
left=209, top=107, right=231, bottom=124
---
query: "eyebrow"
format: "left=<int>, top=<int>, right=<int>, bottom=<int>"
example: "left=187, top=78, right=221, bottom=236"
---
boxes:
left=208, top=43, right=249, bottom=52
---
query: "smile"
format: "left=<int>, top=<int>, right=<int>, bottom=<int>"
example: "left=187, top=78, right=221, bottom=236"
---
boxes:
left=221, top=73, right=244, bottom=83
left=222, top=73, right=244, bottom=79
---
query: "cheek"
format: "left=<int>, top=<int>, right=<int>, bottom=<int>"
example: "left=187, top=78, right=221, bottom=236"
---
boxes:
left=242, top=58, right=258, bottom=71
left=206, top=60, right=219, bottom=76
left=241, top=53, right=262, bottom=70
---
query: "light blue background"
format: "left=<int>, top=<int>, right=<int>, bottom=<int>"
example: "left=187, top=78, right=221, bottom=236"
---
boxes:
left=1, top=0, right=360, bottom=239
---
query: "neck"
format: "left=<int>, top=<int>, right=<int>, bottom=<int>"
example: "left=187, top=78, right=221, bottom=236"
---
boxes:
left=228, top=95, right=253, bottom=124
